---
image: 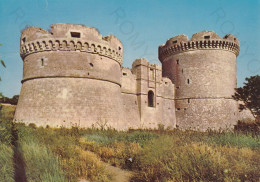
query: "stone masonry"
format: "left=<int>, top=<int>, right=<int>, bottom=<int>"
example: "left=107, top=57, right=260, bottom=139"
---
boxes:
left=14, top=24, right=251, bottom=131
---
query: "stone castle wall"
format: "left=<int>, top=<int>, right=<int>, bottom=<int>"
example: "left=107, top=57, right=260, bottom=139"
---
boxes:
left=15, top=24, right=126, bottom=129
left=14, top=24, right=176, bottom=130
left=130, top=59, right=176, bottom=128
left=159, top=31, right=241, bottom=130
left=15, top=24, right=249, bottom=131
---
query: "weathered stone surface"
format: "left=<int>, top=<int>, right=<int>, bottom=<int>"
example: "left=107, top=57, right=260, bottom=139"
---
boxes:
left=159, top=31, right=253, bottom=130
left=15, top=24, right=176, bottom=130
left=15, top=25, right=251, bottom=131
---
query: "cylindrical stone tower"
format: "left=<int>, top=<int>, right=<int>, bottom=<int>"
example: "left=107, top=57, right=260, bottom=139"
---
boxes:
left=14, top=24, right=125, bottom=129
left=159, top=31, right=240, bottom=131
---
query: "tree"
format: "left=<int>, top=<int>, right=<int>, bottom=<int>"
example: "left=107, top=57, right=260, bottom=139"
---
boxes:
left=0, top=94, right=19, bottom=105
left=233, top=75, right=260, bottom=121
left=0, top=43, right=6, bottom=81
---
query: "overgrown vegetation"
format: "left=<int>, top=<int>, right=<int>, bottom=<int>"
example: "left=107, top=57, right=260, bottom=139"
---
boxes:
left=130, top=133, right=260, bottom=181
left=0, top=119, right=259, bottom=182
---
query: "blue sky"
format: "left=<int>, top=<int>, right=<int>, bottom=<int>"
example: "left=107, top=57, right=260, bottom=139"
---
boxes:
left=0, top=0, right=259, bottom=97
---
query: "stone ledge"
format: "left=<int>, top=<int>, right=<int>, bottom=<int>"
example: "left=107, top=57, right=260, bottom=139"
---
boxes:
left=21, top=75, right=121, bottom=86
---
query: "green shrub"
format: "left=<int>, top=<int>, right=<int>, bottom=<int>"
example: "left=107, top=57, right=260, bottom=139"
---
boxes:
left=235, top=119, right=260, bottom=136
left=78, top=148, right=111, bottom=182
left=0, top=121, right=13, bottom=145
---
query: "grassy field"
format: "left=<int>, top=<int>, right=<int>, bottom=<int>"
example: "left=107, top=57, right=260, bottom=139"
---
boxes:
left=0, top=120, right=259, bottom=182
left=0, top=104, right=16, bottom=121
left=0, top=105, right=260, bottom=181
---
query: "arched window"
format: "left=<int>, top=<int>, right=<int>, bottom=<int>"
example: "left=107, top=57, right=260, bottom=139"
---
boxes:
left=148, top=90, right=154, bottom=107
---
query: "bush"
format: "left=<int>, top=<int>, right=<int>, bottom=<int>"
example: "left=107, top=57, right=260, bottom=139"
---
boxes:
left=0, top=121, right=13, bottom=145
left=78, top=148, right=111, bottom=182
left=131, top=134, right=260, bottom=182
left=235, top=119, right=260, bottom=136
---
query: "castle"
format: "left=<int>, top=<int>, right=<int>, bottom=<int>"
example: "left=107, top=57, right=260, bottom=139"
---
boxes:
left=14, top=24, right=251, bottom=131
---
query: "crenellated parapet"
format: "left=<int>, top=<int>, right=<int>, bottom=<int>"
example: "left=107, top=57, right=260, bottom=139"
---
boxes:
left=159, top=31, right=240, bottom=61
left=20, top=38, right=123, bottom=64
left=20, top=24, right=123, bottom=64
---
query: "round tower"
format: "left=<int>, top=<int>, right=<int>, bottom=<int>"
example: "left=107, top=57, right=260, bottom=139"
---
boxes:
left=159, top=31, right=240, bottom=130
left=14, top=24, right=125, bottom=129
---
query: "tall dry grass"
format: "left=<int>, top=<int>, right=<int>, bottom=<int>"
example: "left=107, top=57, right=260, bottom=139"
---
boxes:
left=0, top=119, right=259, bottom=182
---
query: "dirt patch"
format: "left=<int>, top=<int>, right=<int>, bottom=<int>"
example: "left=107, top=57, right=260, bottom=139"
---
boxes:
left=103, top=163, right=132, bottom=182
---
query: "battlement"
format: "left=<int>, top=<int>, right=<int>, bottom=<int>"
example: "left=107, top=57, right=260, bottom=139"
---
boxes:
left=159, top=31, right=240, bottom=61
left=20, top=24, right=123, bottom=64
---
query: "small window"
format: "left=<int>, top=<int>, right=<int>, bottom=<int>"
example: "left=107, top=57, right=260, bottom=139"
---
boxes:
left=187, top=79, right=190, bottom=84
left=123, top=73, right=127, bottom=76
left=188, top=99, right=190, bottom=103
left=182, top=69, right=183, bottom=73
left=118, top=46, right=121, bottom=50
left=173, top=40, right=177, bottom=44
left=22, top=37, right=26, bottom=43
left=70, top=32, right=81, bottom=38
left=176, top=86, right=180, bottom=89
left=149, top=68, right=154, bottom=80
left=234, top=38, right=236, bottom=41
left=89, top=63, right=94, bottom=67
left=176, top=59, right=179, bottom=65
left=148, top=90, right=154, bottom=107
left=165, top=82, right=168, bottom=85
left=204, top=36, right=210, bottom=39
left=176, top=108, right=180, bottom=111
left=41, top=58, right=44, bottom=66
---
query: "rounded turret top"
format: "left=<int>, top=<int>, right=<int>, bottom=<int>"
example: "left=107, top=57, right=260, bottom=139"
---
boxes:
left=159, top=31, right=240, bottom=61
left=20, top=24, right=123, bottom=64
